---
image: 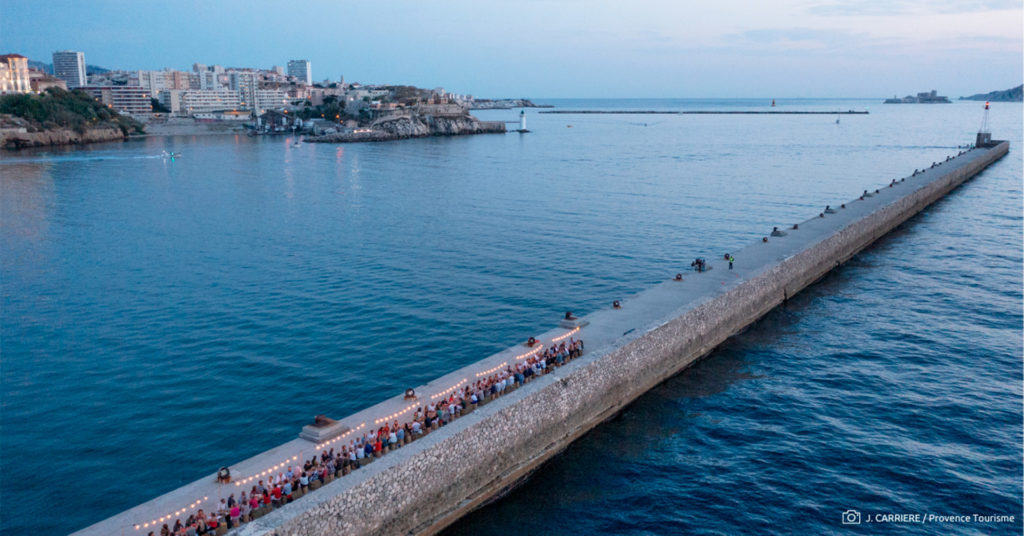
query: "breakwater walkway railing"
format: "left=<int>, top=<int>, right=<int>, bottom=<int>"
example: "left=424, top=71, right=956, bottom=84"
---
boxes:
left=73, top=140, right=1009, bottom=536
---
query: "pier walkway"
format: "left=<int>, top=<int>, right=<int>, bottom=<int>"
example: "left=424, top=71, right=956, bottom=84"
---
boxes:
left=73, top=140, right=1008, bottom=536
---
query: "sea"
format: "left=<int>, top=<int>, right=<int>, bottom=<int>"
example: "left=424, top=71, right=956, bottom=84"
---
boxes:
left=1, top=99, right=1021, bottom=535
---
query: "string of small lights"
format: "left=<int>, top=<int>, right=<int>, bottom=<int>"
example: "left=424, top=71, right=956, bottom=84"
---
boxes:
left=232, top=455, right=300, bottom=487
left=315, top=422, right=366, bottom=450
left=475, top=361, right=508, bottom=378
left=552, top=326, right=580, bottom=342
left=514, top=345, right=544, bottom=361
left=375, top=403, right=417, bottom=425
left=134, top=496, right=209, bottom=531
left=431, top=378, right=468, bottom=400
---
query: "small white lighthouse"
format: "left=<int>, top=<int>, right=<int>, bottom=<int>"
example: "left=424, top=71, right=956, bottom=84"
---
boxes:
left=519, top=110, right=527, bottom=132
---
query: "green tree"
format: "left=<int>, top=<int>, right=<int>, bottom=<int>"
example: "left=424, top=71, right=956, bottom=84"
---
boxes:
left=151, top=98, right=170, bottom=113
left=0, top=88, right=144, bottom=135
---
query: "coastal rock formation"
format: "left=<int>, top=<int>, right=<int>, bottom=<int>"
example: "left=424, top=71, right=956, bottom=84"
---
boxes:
left=1, top=125, right=127, bottom=149
left=470, top=98, right=550, bottom=109
left=307, top=113, right=504, bottom=144
left=960, top=85, right=1023, bottom=102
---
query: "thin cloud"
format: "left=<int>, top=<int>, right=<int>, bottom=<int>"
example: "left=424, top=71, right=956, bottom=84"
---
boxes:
left=805, top=0, right=1021, bottom=16
left=726, top=27, right=877, bottom=51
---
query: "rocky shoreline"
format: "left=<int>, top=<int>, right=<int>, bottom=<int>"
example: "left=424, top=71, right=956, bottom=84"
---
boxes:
left=1, top=126, right=129, bottom=150
left=307, top=113, right=505, bottom=144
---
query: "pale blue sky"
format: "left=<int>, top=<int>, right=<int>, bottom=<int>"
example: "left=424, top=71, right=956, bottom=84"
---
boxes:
left=1, top=0, right=1020, bottom=98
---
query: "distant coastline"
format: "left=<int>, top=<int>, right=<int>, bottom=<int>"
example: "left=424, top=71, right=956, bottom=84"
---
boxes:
left=959, top=85, right=1023, bottom=102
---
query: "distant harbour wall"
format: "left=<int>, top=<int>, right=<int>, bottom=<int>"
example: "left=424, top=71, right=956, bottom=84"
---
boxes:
left=538, top=110, right=869, bottom=115
left=74, top=140, right=1008, bottom=536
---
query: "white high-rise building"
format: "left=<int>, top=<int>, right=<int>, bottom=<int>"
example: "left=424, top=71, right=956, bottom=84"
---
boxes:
left=52, top=50, right=86, bottom=88
left=287, top=60, right=312, bottom=85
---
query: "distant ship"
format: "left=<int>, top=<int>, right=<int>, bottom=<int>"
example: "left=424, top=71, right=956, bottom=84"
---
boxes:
left=884, top=90, right=951, bottom=104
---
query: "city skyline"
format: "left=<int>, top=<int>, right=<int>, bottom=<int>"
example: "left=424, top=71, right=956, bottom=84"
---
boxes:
left=2, top=0, right=1022, bottom=98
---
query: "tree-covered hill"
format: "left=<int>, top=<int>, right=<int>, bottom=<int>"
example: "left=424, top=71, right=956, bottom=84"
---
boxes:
left=959, top=85, right=1023, bottom=102
left=0, top=87, right=144, bottom=135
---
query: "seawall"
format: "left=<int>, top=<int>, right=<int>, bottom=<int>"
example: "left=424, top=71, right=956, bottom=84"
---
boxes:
left=538, top=110, right=868, bottom=115
left=74, top=140, right=1008, bottom=536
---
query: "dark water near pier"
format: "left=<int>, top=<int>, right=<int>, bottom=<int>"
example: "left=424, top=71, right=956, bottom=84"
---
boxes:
left=2, top=99, right=1021, bottom=535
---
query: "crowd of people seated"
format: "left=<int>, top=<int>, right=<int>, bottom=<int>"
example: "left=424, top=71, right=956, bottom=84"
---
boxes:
left=146, top=337, right=584, bottom=536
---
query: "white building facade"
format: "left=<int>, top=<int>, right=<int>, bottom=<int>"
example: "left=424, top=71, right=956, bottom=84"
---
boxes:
left=254, top=89, right=288, bottom=111
left=83, top=86, right=152, bottom=114
left=178, top=89, right=241, bottom=115
left=0, top=54, right=31, bottom=94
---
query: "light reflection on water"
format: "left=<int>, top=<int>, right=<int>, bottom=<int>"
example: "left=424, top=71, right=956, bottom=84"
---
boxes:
left=1, top=99, right=1020, bottom=535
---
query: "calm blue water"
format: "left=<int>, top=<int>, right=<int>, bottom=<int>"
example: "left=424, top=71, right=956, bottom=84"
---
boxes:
left=2, top=99, right=1020, bottom=535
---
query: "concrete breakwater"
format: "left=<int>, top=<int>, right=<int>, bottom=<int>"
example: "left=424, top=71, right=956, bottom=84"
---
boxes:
left=540, top=110, right=868, bottom=115
left=74, top=139, right=1008, bottom=536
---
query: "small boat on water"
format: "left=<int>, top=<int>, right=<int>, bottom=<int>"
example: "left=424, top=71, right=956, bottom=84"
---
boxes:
left=160, top=151, right=182, bottom=159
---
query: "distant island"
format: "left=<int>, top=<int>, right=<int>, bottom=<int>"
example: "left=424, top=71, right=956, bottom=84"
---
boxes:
left=884, top=90, right=951, bottom=104
left=469, top=98, right=551, bottom=110
left=1, top=87, right=144, bottom=149
left=959, top=85, right=1023, bottom=102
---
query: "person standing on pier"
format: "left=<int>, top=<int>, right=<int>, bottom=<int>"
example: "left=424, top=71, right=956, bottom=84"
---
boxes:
left=728, top=254, right=735, bottom=269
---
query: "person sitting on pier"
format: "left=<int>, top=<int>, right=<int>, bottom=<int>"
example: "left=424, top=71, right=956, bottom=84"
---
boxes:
left=565, top=311, right=576, bottom=320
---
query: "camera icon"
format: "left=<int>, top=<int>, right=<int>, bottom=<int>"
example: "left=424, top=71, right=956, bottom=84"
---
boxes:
left=842, top=510, right=862, bottom=525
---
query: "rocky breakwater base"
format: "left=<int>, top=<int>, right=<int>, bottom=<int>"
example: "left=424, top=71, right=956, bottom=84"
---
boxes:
left=1, top=126, right=128, bottom=149
left=306, top=112, right=505, bottom=144
left=73, top=139, right=1008, bottom=536
left=469, top=98, right=552, bottom=109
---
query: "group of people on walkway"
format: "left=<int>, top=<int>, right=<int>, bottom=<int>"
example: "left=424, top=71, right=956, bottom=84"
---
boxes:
left=146, top=337, right=585, bottom=536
